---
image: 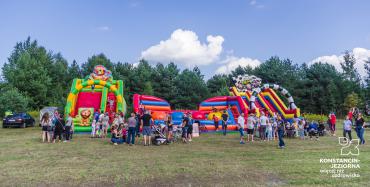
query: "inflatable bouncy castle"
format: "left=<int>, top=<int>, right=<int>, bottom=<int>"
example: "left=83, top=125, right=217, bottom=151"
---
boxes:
left=64, top=65, right=127, bottom=132
left=230, top=75, right=300, bottom=119
left=133, top=94, right=248, bottom=131
left=133, top=74, right=299, bottom=131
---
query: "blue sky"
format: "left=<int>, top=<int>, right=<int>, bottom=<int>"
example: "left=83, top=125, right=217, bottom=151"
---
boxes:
left=1, top=0, right=370, bottom=78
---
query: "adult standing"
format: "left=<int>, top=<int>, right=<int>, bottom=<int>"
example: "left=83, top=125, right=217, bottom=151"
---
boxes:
left=53, top=115, right=64, bottom=143
left=355, top=113, right=366, bottom=145
left=187, top=113, right=194, bottom=142
left=91, top=110, right=100, bottom=138
left=277, top=115, right=286, bottom=148
left=329, top=112, right=337, bottom=136
left=237, top=113, right=246, bottom=144
left=246, top=113, right=256, bottom=142
left=166, top=114, right=173, bottom=142
left=41, top=113, right=51, bottom=143
left=221, top=110, right=229, bottom=136
left=135, top=112, right=141, bottom=137
left=127, top=112, right=137, bottom=146
left=181, top=113, right=189, bottom=143
left=343, top=116, right=352, bottom=141
left=64, top=114, right=73, bottom=142
left=141, top=110, right=153, bottom=146
left=259, top=112, right=269, bottom=141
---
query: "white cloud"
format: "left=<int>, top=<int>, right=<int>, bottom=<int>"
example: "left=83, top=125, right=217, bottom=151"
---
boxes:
left=132, top=62, right=139, bottom=67
left=140, top=29, right=224, bottom=67
left=216, top=56, right=261, bottom=74
left=249, top=0, right=264, bottom=8
left=97, top=26, right=110, bottom=31
left=309, top=47, right=370, bottom=78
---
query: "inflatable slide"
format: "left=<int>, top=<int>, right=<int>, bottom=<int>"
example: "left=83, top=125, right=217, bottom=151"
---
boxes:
left=64, top=65, right=127, bottom=132
left=231, top=75, right=300, bottom=119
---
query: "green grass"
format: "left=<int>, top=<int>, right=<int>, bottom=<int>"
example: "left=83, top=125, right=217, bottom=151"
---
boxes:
left=0, top=123, right=369, bottom=186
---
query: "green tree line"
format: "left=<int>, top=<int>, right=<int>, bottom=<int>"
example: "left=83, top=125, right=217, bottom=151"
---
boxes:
left=1, top=38, right=369, bottom=117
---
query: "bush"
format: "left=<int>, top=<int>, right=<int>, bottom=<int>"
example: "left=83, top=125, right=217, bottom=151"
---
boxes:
left=303, top=113, right=328, bottom=122
left=28, top=110, right=40, bottom=120
left=0, top=86, right=29, bottom=117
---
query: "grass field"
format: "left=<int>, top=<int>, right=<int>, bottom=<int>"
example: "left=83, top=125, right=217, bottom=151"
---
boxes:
left=0, top=123, right=369, bottom=187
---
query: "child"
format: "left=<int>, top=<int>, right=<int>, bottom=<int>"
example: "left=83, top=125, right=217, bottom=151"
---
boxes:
left=272, top=118, right=277, bottom=140
left=293, top=119, right=299, bottom=137
left=113, top=114, right=120, bottom=127
left=298, top=120, right=305, bottom=140
left=213, top=114, right=219, bottom=131
left=266, top=120, right=273, bottom=141
left=97, top=112, right=104, bottom=138
left=122, top=123, right=128, bottom=141
left=91, top=111, right=100, bottom=138
left=101, top=112, right=110, bottom=138
left=343, top=116, right=352, bottom=141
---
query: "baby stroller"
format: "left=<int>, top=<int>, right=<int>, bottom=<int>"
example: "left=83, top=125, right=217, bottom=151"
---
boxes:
left=152, top=124, right=168, bottom=146
left=171, top=125, right=183, bottom=143
left=318, top=123, right=326, bottom=136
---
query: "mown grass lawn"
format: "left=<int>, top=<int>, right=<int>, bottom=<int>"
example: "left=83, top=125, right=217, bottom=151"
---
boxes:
left=0, top=123, right=369, bottom=187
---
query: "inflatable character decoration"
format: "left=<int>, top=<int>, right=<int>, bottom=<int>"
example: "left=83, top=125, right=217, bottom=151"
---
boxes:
left=233, top=75, right=262, bottom=92
left=89, top=65, right=112, bottom=81
left=80, top=109, right=92, bottom=126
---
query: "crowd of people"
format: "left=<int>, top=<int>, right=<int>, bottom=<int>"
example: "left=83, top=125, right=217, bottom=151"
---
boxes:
left=40, top=107, right=196, bottom=146
left=40, top=110, right=73, bottom=143
left=232, top=107, right=366, bottom=148
left=342, top=108, right=366, bottom=145
left=40, top=106, right=366, bottom=148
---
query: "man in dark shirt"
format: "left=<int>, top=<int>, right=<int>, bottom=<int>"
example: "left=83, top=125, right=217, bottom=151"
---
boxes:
left=221, top=110, right=229, bottom=136
left=277, top=115, right=286, bottom=148
left=141, top=110, right=153, bottom=146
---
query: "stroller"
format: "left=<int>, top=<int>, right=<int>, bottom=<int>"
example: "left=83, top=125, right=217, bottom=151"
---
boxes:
left=318, top=122, right=326, bottom=136
left=152, top=124, right=168, bottom=146
left=171, top=125, right=183, bottom=143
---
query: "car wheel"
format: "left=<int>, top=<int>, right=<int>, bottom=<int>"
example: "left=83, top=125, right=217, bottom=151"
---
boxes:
left=22, top=123, right=26, bottom=128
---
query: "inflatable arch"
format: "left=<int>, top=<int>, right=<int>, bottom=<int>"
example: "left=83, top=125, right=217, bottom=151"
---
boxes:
left=249, top=83, right=299, bottom=118
left=65, top=79, right=125, bottom=116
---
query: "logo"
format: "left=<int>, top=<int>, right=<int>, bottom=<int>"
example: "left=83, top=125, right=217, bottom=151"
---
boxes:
left=338, top=137, right=360, bottom=156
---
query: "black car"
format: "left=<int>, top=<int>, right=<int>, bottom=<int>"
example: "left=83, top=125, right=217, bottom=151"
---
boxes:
left=2, top=113, right=35, bottom=128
